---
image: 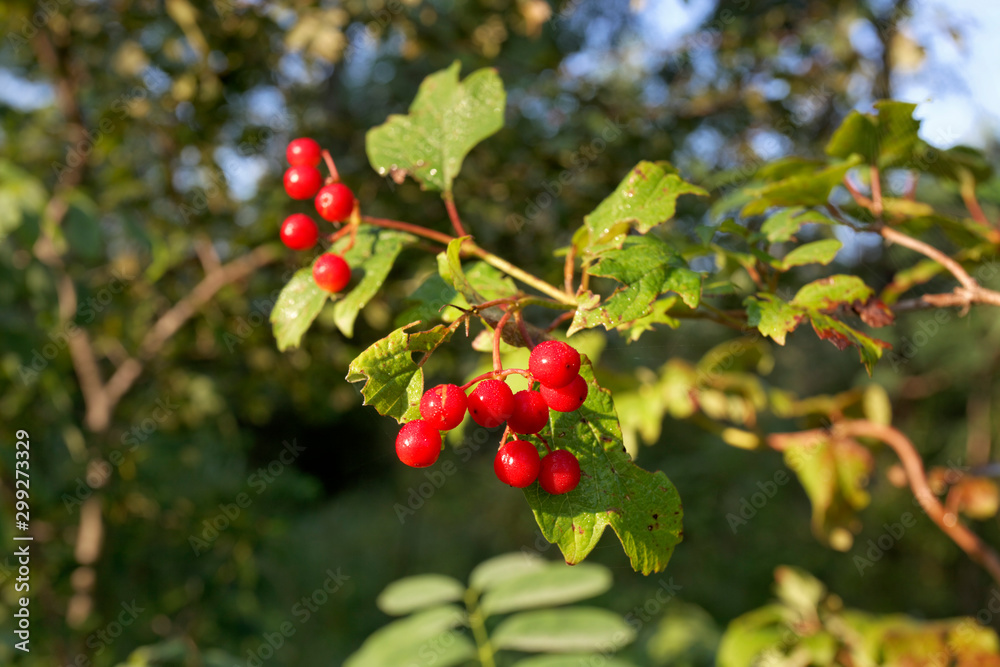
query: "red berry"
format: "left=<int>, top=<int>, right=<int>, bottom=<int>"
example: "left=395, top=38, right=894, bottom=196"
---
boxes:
left=467, top=379, right=515, bottom=428
left=313, top=254, right=351, bottom=293
left=538, top=450, right=581, bottom=495
left=420, top=384, right=468, bottom=431
left=540, top=375, right=588, bottom=413
left=279, top=213, right=319, bottom=251
left=507, top=390, right=549, bottom=435
left=315, top=183, right=356, bottom=222
left=529, top=341, right=581, bottom=389
left=494, top=440, right=541, bottom=488
left=395, top=419, right=442, bottom=468
left=287, top=137, right=322, bottom=167
left=284, top=165, right=322, bottom=199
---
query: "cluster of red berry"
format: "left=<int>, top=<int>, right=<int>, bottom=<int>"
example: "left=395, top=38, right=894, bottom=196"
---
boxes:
left=280, top=137, right=358, bottom=294
left=396, top=341, right=587, bottom=495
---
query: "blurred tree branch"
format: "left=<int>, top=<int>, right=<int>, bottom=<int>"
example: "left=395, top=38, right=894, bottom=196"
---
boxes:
left=770, top=420, right=1000, bottom=587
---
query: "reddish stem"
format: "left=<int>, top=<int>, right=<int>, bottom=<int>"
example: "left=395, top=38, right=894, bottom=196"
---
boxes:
left=443, top=194, right=468, bottom=237
left=564, top=245, right=576, bottom=296
left=459, top=368, right=532, bottom=391
left=545, top=311, right=575, bottom=333
left=493, top=308, right=514, bottom=373
left=362, top=215, right=454, bottom=246
left=321, top=150, right=340, bottom=183
left=515, top=311, right=534, bottom=349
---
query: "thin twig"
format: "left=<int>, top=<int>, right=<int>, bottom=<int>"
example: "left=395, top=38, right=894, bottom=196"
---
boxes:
left=564, top=244, right=576, bottom=296
left=843, top=175, right=875, bottom=210
left=493, top=308, right=514, bottom=373
left=869, top=165, right=883, bottom=218
left=879, top=225, right=979, bottom=291
left=443, top=194, right=468, bottom=237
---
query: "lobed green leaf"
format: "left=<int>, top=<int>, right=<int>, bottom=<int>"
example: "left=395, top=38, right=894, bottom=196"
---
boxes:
left=366, top=62, right=505, bottom=193
left=346, top=323, right=455, bottom=423
left=582, top=160, right=706, bottom=255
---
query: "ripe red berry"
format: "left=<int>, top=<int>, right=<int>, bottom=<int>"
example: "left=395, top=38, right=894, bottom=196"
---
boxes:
left=313, top=254, right=351, bottom=293
left=279, top=213, right=319, bottom=250
left=395, top=419, right=442, bottom=468
left=315, top=183, right=356, bottom=222
left=494, top=440, right=541, bottom=488
left=538, top=450, right=581, bottom=495
left=286, top=137, right=322, bottom=167
left=507, top=390, right=549, bottom=435
left=284, top=165, right=322, bottom=199
left=539, top=375, right=588, bottom=413
left=529, top=340, right=581, bottom=389
left=467, top=379, right=515, bottom=428
left=420, top=384, right=468, bottom=431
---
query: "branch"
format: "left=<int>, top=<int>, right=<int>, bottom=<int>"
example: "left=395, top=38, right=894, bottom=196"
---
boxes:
left=879, top=225, right=978, bottom=291
left=776, top=421, right=1000, bottom=587
left=443, top=193, right=468, bottom=237
left=95, top=244, right=281, bottom=431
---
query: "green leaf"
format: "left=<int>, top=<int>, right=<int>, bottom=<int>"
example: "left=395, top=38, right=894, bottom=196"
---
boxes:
left=343, top=605, right=473, bottom=667
left=331, top=228, right=414, bottom=337
left=744, top=295, right=805, bottom=346
left=569, top=236, right=700, bottom=338
left=808, top=313, right=890, bottom=374
left=492, top=607, right=636, bottom=653
left=346, top=323, right=455, bottom=422
left=582, top=161, right=707, bottom=255
left=468, top=552, right=547, bottom=592
left=395, top=272, right=461, bottom=328
left=778, top=239, right=842, bottom=270
left=438, top=237, right=517, bottom=304
left=511, top=654, right=637, bottom=667
left=522, top=360, right=683, bottom=575
left=760, top=208, right=837, bottom=243
left=741, top=156, right=862, bottom=216
left=366, top=62, right=505, bottom=193
left=270, top=266, right=329, bottom=352
left=825, top=101, right=921, bottom=169
left=377, top=574, right=466, bottom=616
left=791, top=275, right=873, bottom=311
left=783, top=433, right=874, bottom=544
left=825, top=110, right=879, bottom=164
left=620, top=297, right=680, bottom=344
left=717, top=605, right=787, bottom=667
left=479, top=562, right=613, bottom=617
left=0, top=160, right=47, bottom=242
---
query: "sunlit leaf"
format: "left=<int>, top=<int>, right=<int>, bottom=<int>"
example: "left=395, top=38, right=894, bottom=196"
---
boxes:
left=366, top=62, right=505, bottom=193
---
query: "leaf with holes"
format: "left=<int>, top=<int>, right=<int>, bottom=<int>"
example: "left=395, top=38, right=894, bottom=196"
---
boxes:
left=346, top=323, right=455, bottom=423
left=366, top=62, right=505, bottom=193
left=522, top=360, right=683, bottom=575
